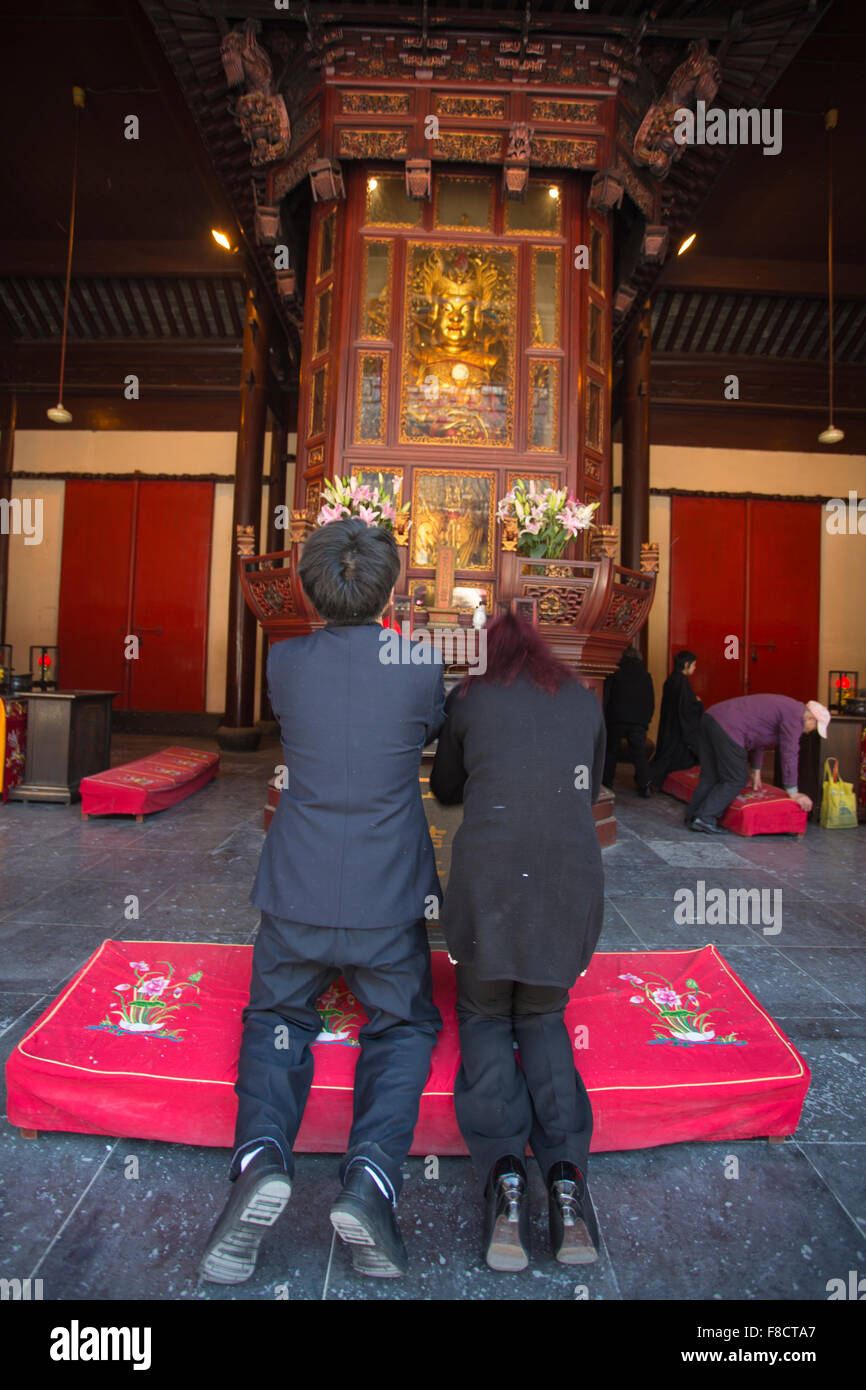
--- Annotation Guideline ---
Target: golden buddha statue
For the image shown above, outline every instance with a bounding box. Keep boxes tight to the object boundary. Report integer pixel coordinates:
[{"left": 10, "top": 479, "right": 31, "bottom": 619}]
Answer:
[{"left": 404, "top": 248, "right": 510, "bottom": 445}]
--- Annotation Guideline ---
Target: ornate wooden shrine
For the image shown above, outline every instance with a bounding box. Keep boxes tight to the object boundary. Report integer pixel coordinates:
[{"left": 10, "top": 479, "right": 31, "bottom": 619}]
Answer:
[{"left": 223, "top": 7, "right": 684, "bottom": 841}]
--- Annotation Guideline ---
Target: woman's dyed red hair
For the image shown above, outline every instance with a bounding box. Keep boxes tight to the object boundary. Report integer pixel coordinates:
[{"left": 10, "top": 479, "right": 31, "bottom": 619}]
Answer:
[{"left": 458, "top": 609, "right": 577, "bottom": 697}]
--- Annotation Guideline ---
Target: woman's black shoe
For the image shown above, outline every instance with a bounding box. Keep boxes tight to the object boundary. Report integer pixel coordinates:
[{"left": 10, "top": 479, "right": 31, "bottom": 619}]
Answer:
[
  {"left": 330, "top": 1160, "right": 408, "bottom": 1278},
  {"left": 199, "top": 1144, "right": 292, "bottom": 1284},
  {"left": 483, "top": 1156, "right": 529, "bottom": 1271},
  {"left": 547, "top": 1162, "right": 599, "bottom": 1265}
]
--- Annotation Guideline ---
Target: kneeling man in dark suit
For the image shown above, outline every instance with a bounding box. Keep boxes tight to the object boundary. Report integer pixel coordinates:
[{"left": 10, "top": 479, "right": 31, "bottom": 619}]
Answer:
[{"left": 200, "top": 519, "right": 445, "bottom": 1282}]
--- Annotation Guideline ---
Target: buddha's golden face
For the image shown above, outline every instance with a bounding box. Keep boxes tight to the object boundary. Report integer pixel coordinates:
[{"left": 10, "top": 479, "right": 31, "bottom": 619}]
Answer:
[{"left": 434, "top": 293, "right": 475, "bottom": 349}]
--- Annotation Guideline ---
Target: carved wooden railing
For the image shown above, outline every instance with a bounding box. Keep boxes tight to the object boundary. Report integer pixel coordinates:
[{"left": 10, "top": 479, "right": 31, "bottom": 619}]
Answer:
[
  {"left": 496, "top": 541, "right": 658, "bottom": 679},
  {"left": 239, "top": 526, "right": 658, "bottom": 683}
]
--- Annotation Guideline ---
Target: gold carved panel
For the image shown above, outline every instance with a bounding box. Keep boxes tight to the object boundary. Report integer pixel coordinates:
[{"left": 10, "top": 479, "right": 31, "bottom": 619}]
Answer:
[
  {"left": 400, "top": 242, "right": 517, "bottom": 448},
  {"left": 341, "top": 91, "right": 411, "bottom": 114},
  {"left": 530, "top": 137, "right": 598, "bottom": 168},
  {"left": 528, "top": 359, "right": 561, "bottom": 453},
  {"left": 354, "top": 353, "right": 389, "bottom": 444},
  {"left": 360, "top": 240, "right": 393, "bottom": 339},
  {"left": 506, "top": 471, "right": 560, "bottom": 492},
  {"left": 531, "top": 247, "right": 561, "bottom": 347},
  {"left": 339, "top": 129, "right": 409, "bottom": 160},
  {"left": 434, "top": 132, "right": 502, "bottom": 163},
  {"left": 529, "top": 99, "right": 601, "bottom": 125},
  {"left": 410, "top": 470, "right": 497, "bottom": 572},
  {"left": 434, "top": 95, "right": 506, "bottom": 119}
]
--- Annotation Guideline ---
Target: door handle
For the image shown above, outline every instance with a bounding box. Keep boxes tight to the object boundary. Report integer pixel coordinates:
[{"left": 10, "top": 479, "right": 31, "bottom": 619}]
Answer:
[{"left": 750, "top": 643, "right": 776, "bottom": 663}]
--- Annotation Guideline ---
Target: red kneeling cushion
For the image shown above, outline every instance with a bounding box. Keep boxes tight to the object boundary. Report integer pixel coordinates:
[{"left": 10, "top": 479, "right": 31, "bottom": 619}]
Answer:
[
  {"left": 6, "top": 940, "right": 810, "bottom": 1154},
  {"left": 79, "top": 747, "right": 219, "bottom": 817},
  {"left": 662, "top": 766, "right": 806, "bottom": 836}
]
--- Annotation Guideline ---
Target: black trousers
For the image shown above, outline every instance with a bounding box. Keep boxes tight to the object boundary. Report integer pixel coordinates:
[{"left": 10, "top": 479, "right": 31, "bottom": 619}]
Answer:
[
  {"left": 453, "top": 964, "right": 593, "bottom": 1186},
  {"left": 231, "top": 912, "right": 442, "bottom": 1199},
  {"left": 603, "top": 721, "right": 651, "bottom": 791},
  {"left": 689, "top": 714, "right": 749, "bottom": 823}
]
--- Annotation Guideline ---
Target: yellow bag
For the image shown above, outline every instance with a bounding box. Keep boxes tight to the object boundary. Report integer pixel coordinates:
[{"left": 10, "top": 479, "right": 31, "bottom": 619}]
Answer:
[{"left": 819, "top": 757, "right": 858, "bottom": 829}]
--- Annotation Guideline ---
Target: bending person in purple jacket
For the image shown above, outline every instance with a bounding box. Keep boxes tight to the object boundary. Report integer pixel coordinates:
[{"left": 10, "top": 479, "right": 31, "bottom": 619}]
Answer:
[{"left": 686, "top": 694, "right": 831, "bottom": 834}]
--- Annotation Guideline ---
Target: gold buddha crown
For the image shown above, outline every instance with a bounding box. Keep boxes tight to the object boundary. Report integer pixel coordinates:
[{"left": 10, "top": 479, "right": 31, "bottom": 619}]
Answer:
[{"left": 420, "top": 250, "right": 498, "bottom": 306}]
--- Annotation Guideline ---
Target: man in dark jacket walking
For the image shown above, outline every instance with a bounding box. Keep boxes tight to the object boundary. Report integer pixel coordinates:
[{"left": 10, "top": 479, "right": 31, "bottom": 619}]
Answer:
[
  {"left": 602, "top": 645, "right": 655, "bottom": 796},
  {"left": 199, "top": 519, "right": 445, "bottom": 1284}
]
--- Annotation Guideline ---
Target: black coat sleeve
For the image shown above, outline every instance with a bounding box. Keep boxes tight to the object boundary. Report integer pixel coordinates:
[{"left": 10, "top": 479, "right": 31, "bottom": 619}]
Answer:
[{"left": 429, "top": 688, "right": 467, "bottom": 804}]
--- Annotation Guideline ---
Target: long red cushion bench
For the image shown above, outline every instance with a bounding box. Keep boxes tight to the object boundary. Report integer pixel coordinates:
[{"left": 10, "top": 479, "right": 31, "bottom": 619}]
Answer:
[
  {"left": 6, "top": 939, "right": 810, "bottom": 1154},
  {"left": 79, "top": 747, "right": 219, "bottom": 819},
  {"left": 662, "top": 766, "right": 807, "bottom": 836}
]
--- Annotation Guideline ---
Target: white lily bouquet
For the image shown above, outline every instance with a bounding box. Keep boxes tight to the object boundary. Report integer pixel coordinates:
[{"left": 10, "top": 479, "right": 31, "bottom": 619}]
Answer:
[
  {"left": 496, "top": 479, "right": 599, "bottom": 559},
  {"left": 316, "top": 474, "right": 411, "bottom": 535}
]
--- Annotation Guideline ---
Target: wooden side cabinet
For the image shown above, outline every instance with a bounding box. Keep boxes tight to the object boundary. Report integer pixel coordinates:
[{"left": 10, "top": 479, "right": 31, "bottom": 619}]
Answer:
[{"left": 8, "top": 691, "right": 116, "bottom": 804}]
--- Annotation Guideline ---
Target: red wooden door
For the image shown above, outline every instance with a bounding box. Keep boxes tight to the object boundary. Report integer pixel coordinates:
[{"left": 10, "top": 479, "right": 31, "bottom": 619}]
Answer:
[
  {"left": 57, "top": 481, "right": 134, "bottom": 699},
  {"left": 668, "top": 496, "right": 820, "bottom": 706},
  {"left": 668, "top": 497, "right": 746, "bottom": 706},
  {"left": 745, "top": 499, "right": 820, "bottom": 702},
  {"left": 58, "top": 480, "right": 213, "bottom": 712},
  {"left": 128, "top": 482, "right": 213, "bottom": 712}
]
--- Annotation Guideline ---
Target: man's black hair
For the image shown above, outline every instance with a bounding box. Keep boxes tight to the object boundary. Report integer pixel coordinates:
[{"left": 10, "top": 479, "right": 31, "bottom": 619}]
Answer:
[
  {"left": 298, "top": 517, "right": 400, "bottom": 624},
  {"left": 674, "top": 649, "right": 697, "bottom": 672}
]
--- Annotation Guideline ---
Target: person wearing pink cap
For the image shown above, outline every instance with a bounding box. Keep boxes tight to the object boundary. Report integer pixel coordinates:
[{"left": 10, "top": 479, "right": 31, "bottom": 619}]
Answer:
[{"left": 686, "top": 694, "right": 831, "bottom": 834}]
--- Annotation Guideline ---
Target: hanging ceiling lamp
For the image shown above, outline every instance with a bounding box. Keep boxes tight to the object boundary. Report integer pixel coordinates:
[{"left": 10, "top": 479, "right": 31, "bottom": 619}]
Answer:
[
  {"left": 47, "top": 86, "right": 86, "bottom": 425},
  {"left": 818, "top": 109, "right": 844, "bottom": 445}
]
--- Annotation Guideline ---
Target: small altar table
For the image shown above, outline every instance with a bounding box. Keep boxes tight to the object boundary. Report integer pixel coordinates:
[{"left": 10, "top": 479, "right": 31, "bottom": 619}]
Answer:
[{"left": 7, "top": 690, "right": 116, "bottom": 804}]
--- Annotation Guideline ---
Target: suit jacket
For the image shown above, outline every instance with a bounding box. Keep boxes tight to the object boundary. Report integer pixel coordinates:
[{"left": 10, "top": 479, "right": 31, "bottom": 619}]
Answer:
[{"left": 252, "top": 623, "right": 446, "bottom": 929}]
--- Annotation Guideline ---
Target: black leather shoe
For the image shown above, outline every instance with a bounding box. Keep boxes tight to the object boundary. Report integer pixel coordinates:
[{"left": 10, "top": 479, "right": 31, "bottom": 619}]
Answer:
[
  {"left": 330, "top": 1160, "right": 408, "bottom": 1278},
  {"left": 483, "top": 1156, "right": 529, "bottom": 1272},
  {"left": 691, "top": 815, "right": 727, "bottom": 835},
  {"left": 547, "top": 1162, "right": 599, "bottom": 1265},
  {"left": 199, "top": 1142, "right": 292, "bottom": 1284}
]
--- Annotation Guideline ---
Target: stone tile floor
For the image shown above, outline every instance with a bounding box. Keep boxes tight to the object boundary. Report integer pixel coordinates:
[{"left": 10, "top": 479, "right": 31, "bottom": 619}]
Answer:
[{"left": 1, "top": 735, "right": 863, "bottom": 1302}]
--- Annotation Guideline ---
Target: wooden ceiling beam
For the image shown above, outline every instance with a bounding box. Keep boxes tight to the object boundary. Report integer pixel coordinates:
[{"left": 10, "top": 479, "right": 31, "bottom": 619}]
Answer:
[
  {"left": 660, "top": 255, "right": 866, "bottom": 299},
  {"left": 0, "top": 241, "right": 238, "bottom": 278}
]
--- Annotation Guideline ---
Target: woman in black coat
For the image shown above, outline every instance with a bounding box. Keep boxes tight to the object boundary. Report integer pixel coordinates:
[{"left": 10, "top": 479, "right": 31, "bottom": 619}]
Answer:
[
  {"left": 430, "top": 610, "right": 605, "bottom": 1272},
  {"left": 650, "top": 650, "right": 704, "bottom": 788}
]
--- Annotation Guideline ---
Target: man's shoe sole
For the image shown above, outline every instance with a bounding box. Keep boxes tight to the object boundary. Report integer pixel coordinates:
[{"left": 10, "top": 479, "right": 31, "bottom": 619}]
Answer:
[
  {"left": 199, "top": 1174, "right": 292, "bottom": 1284},
  {"left": 330, "top": 1201, "right": 407, "bottom": 1278}
]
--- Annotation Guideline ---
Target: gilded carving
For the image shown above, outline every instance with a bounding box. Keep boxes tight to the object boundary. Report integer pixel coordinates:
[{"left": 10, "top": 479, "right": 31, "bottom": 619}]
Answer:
[
  {"left": 410, "top": 470, "right": 496, "bottom": 571},
  {"left": 273, "top": 138, "right": 320, "bottom": 200},
  {"left": 338, "top": 129, "right": 409, "bottom": 160},
  {"left": 633, "top": 38, "right": 722, "bottom": 180},
  {"left": 289, "top": 103, "right": 320, "bottom": 153},
  {"left": 616, "top": 156, "right": 656, "bottom": 218},
  {"left": 354, "top": 353, "right": 389, "bottom": 444},
  {"left": 341, "top": 91, "right": 411, "bottom": 114},
  {"left": 530, "top": 137, "right": 597, "bottom": 169},
  {"left": 528, "top": 360, "right": 560, "bottom": 453},
  {"left": 435, "top": 94, "right": 505, "bottom": 118},
  {"left": 221, "top": 22, "right": 291, "bottom": 166},
  {"left": 434, "top": 132, "right": 502, "bottom": 163},
  {"left": 529, "top": 99, "right": 601, "bottom": 125},
  {"left": 400, "top": 243, "right": 517, "bottom": 447}
]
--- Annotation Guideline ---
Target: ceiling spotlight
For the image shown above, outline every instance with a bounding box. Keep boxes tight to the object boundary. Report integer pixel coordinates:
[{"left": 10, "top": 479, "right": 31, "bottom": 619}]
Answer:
[
  {"left": 211, "top": 228, "right": 237, "bottom": 252},
  {"left": 548, "top": 185, "right": 560, "bottom": 199},
  {"left": 368, "top": 178, "right": 378, "bottom": 191},
  {"left": 677, "top": 232, "right": 697, "bottom": 256}
]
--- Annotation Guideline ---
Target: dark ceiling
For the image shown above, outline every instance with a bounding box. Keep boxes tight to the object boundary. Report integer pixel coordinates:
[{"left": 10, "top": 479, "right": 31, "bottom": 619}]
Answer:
[{"left": 1, "top": 0, "right": 864, "bottom": 443}]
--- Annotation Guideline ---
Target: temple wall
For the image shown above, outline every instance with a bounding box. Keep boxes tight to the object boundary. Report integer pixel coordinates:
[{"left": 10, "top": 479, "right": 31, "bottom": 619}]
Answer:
[
  {"left": 6, "top": 431, "right": 296, "bottom": 717},
  {"left": 612, "top": 444, "right": 866, "bottom": 739}
]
